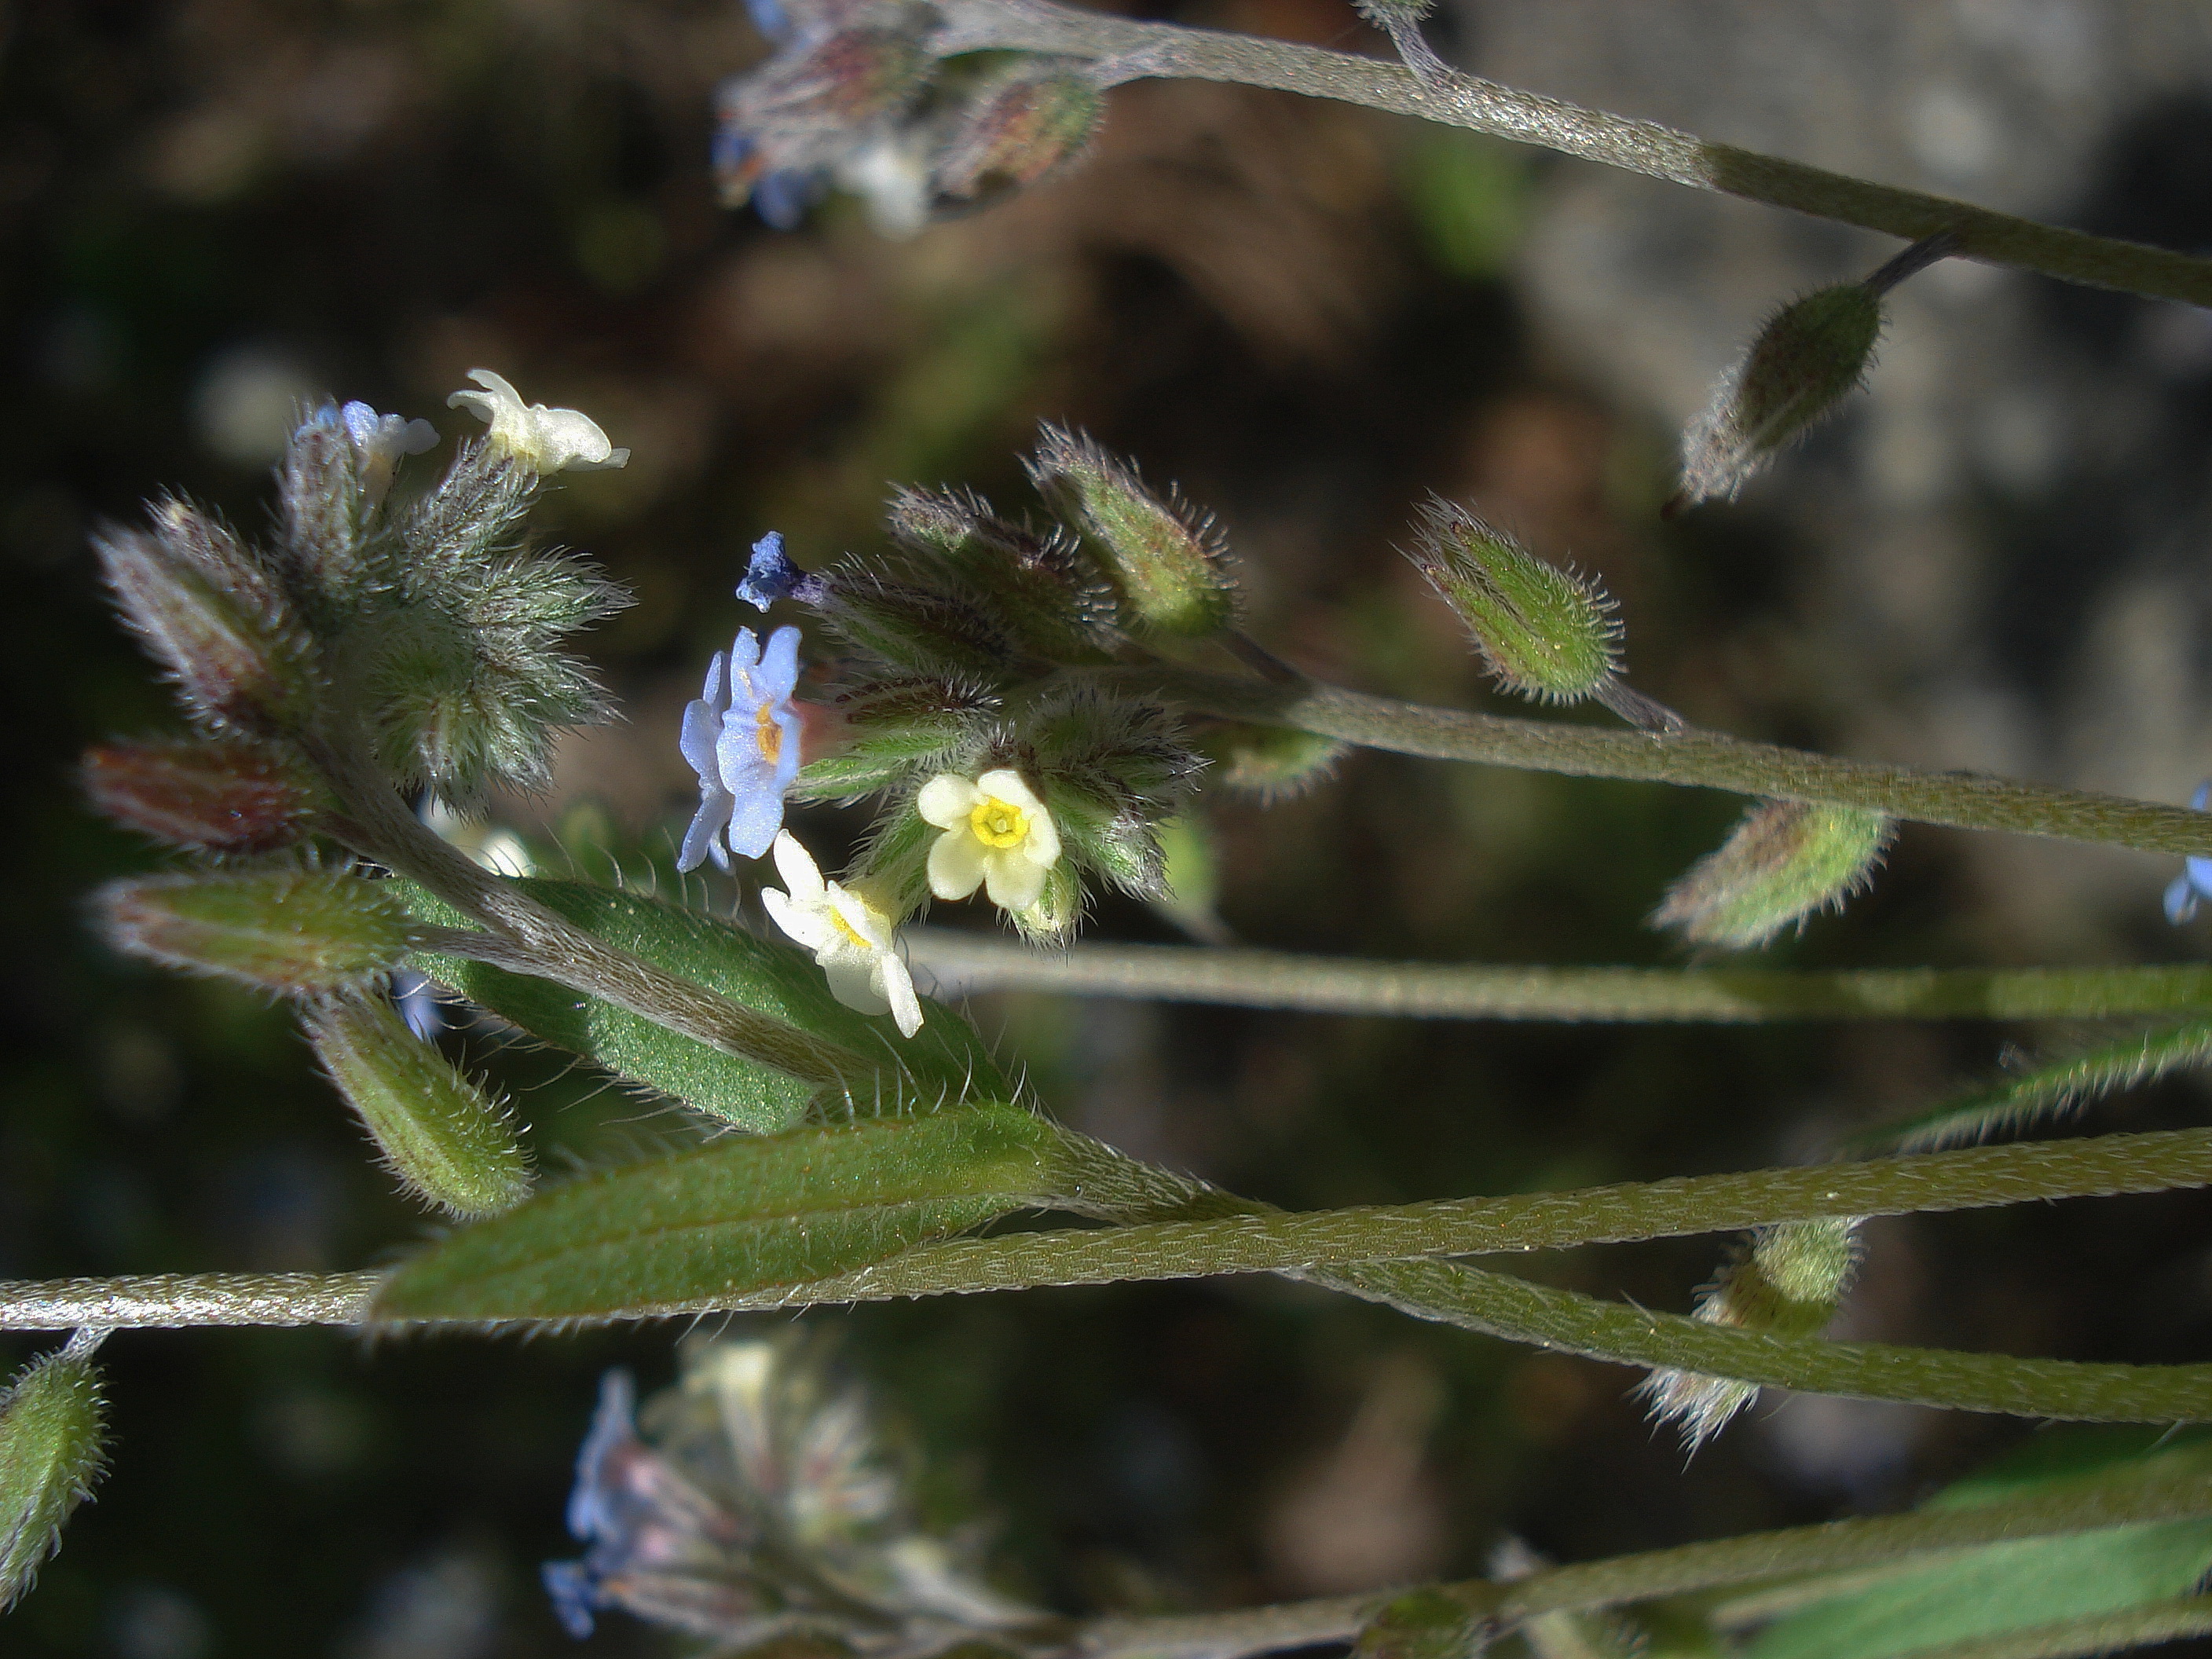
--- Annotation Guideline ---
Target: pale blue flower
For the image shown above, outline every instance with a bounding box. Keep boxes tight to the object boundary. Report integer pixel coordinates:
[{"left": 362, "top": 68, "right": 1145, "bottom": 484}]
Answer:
[
  {"left": 678, "top": 624, "right": 804, "bottom": 870},
  {"left": 2166, "top": 780, "right": 2212, "bottom": 924}
]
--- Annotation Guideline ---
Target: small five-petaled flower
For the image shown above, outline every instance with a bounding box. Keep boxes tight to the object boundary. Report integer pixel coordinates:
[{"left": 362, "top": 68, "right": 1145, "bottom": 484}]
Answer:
[
  {"left": 760, "top": 832, "right": 924, "bottom": 1037},
  {"left": 678, "top": 625, "right": 805, "bottom": 870},
  {"left": 448, "top": 368, "right": 630, "bottom": 473},
  {"left": 917, "top": 768, "right": 1060, "bottom": 914}
]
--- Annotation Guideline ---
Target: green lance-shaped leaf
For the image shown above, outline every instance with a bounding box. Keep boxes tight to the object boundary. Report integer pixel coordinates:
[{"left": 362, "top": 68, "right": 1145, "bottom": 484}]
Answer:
[
  {"left": 403, "top": 877, "right": 1012, "bottom": 1130},
  {"left": 1651, "top": 799, "right": 1894, "bottom": 950},
  {"left": 1848, "top": 1020, "right": 2212, "bottom": 1155},
  {"left": 96, "top": 869, "right": 411, "bottom": 996},
  {"left": 1638, "top": 1217, "right": 1862, "bottom": 1450},
  {"left": 1736, "top": 1430, "right": 2212, "bottom": 1659},
  {"left": 371, "top": 1103, "right": 1068, "bottom": 1323},
  {"left": 1026, "top": 424, "right": 1237, "bottom": 639},
  {"left": 306, "top": 994, "right": 532, "bottom": 1218},
  {"left": 0, "top": 1332, "right": 108, "bottom": 1611}
]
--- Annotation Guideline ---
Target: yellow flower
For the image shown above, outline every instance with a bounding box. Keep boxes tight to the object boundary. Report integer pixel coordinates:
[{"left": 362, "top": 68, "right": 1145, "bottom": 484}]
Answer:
[
  {"left": 916, "top": 768, "right": 1060, "bottom": 914},
  {"left": 446, "top": 369, "right": 629, "bottom": 473},
  {"left": 758, "top": 833, "right": 922, "bottom": 1038}
]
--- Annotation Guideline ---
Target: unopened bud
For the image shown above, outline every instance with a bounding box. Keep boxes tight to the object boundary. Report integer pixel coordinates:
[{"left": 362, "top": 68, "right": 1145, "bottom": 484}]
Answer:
[
  {"left": 1027, "top": 425, "right": 1236, "bottom": 639},
  {"left": 96, "top": 526, "right": 312, "bottom": 734},
  {"left": 308, "top": 994, "right": 532, "bottom": 1218},
  {"left": 97, "top": 870, "right": 411, "bottom": 995},
  {"left": 1638, "top": 1218, "right": 1862, "bottom": 1448},
  {"left": 799, "top": 676, "right": 1001, "bottom": 798},
  {"left": 1196, "top": 720, "right": 1346, "bottom": 800},
  {"left": 934, "top": 63, "right": 1104, "bottom": 202},
  {"left": 82, "top": 739, "right": 323, "bottom": 854},
  {"left": 818, "top": 568, "right": 1021, "bottom": 677},
  {"left": 1650, "top": 799, "right": 1893, "bottom": 950},
  {"left": 888, "top": 486, "right": 1116, "bottom": 661},
  {"left": 721, "top": 26, "right": 932, "bottom": 169},
  {"left": 1670, "top": 284, "right": 1882, "bottom": 512},
  {"left": 0, "top": 1331, "right": 108, "bottom": 1611},
  {"left": 1409, "top": 502, "right": 1621, "bottom": 705}
]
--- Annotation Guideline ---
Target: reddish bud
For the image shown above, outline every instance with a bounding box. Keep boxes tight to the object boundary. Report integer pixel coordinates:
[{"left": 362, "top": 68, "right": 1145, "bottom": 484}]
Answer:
[
  {"left": 934, "top": 65, "right": 1104, "bottom": 201},
  {"left": 82, "top": 740, "right": 323, "bottom": 854},
  {"left": 94, "top": 526, "right": 312, "bottom": 734},
  {"left": 96, "top": 870, "right": 410, "bottom": 997}
]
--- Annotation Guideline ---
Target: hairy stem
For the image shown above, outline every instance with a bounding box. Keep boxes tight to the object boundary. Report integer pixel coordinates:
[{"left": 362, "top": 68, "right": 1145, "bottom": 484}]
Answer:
[
  {"left": 1077, "top": 1460, "right": 2212, "bottom": 1657},
  {"left": 907, "top": 931, "right": 2212, "bottom": 1023},
  {"left": 309, "top": 738, "right": 870, "bottom": 1086},
  {"left": 933, "top": 0, "right": 2212, "bottom": 309},
  {"left": 1092, "top": 665, "right": 2212, "bottom": 859}
]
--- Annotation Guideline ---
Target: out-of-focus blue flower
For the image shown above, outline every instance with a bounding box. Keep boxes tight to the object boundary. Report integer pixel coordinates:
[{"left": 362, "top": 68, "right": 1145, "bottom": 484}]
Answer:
[
  {"left": 542, "top": 1371, "right": 753, "bottom": 1641},
  {"left": 390, "top": 965, "right": 445, "bottom": 1043},
  {"left": 678, "top": 624, "right": 804, "bottom": 870},
  {"left": 2166, "top": 780, "right": 2212, "bottom": 924},
  {"left": 302, "top": 400, "right": 438, "bottom": 507},
  {"left": 735, "top": 530, "right": 826, "bottom": 612},
  {"left": 745, "top": 0, "right": 792, "bottom": 41}
]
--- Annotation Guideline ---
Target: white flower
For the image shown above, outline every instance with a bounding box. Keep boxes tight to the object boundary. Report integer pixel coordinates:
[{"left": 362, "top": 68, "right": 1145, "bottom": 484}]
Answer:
[
  {"left": 446, "top": 368, "right": 630, "bottom": 473},
  {"left": 915, "top": 768, "right": 1060, "bottom": 914},
  {"left": 760, "top": 832, "right": 923, "bottom": 1038}
]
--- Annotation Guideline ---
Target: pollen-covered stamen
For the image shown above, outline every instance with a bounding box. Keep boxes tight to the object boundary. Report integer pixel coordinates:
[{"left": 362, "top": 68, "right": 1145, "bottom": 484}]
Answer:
[{"left": 969, "top": 797, "right": 1028, "bottom": 848}]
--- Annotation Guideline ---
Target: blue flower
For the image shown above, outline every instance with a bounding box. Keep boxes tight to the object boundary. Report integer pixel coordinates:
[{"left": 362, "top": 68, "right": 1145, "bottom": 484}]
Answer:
[
  {"left": 734, "top": 530, "right": 825, "bottom": 612},
  {"left": 679, "top": 624, "right": 804, "bottom": 870},
  {"left": 541, "top": 1371, "right": 753, "bottom": 1641},
  {"left": 2166, "top": 780, "right": 2212, "bottom": 924}
]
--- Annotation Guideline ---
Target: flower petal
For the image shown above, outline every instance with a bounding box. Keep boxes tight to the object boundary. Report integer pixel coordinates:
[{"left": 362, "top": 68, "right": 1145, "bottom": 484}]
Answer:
[
  {"left": 2170, "top": 874, "right": 2201, "bottom": 925},
  {"left": 1021, "top": 803, "right": 1060, "bottom": 866},
  {"left": 876, "top": 952, "right": 925, "bottom": 1038},
  {"left": 916, "top": 773, "right": 982, "bottom": 830},
  {"left": 928, "top": 826, "right": 988, "bottom": 899},
  {"left": 677, "top": 786, "right": 734, "bottom": 873},
  {"left": 823, "top": 955, "right": 890, "bottom": 1016},
  {"left": 723, "top": 782, "right": 784, "bottom": 862},
  {"left": 757, "top": 625, "right": 804, "bottom": 701},
  {"left": 827, "top": 884, "right": 891, "bottom": 951},
  {"left": 761, "top": 884, "right": 831, "bottom": 951},
  {"left": 770, "top": 830, "right": 826, "bottom": 903},
  {"left": 983, "top": 851, "right": 1047, "bottom": 913},
  {"left": 976, "top": 768, "right": 1040, "bottom": 812}
]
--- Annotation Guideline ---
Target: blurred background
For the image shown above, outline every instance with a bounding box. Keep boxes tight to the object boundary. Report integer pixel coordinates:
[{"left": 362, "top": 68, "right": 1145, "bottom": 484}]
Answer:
[{"left": 5, "top": 1, "right": 2212, "bottom": 1654}]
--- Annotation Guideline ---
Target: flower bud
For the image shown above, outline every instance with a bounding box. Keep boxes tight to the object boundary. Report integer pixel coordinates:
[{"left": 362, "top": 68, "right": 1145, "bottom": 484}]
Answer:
[
  {"left": 816, "top": 567, "right": 1022, "bottom": 678},
  {"left": 1409, "top": 503, "right": 1624, "bottom": 705},
  {"left": 0, "top": 1332, "right": 108, "bottom": 1611},
  {"left": 1194, "top": 720, "right": 1346, "bottom": 801},
  {"left": 1637, "top": 1218, "right": 1862, "bottom": 1448},
  {"left": 82, "top": 738, "right": 323, "bottom": 854},
  {"left": 1669, "top": 284, "right": 1883, "bottom": 512},
  {"left": 722, "top": 25, "right": 933, "bottom": 166},
  {"left": 887, "top": 486, "right": 1117, "bottom": 661},
  {"left": 307, "top": 994, "right": 532, "bottom": 1218},
  {"left": 96, "top": 870, "right": 411, "bottom": 996},
  {"left": 933, "top": 63, "right": 1104, "bottom": 203},
  {"left": 1650, "top": 799, "right": 1894, "bottom": 950},
  {"left": 1027, "top": 426, "right": 1236, "bottom": 639},
  {"left": 1006, "top": 690, "right": 1204, "bottom": 909},
  {"left": 95, "top": 523, "right": 313, "bottom": 734},
  {"left": 797, "top": 675, "right": 1002, "bottom": 798}
]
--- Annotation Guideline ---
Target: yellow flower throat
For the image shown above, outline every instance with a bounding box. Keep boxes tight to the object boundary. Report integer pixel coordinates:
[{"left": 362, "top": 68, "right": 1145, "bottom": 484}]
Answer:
[{"left": 969, "top": 797, "right": 1028, "bottom": 848}]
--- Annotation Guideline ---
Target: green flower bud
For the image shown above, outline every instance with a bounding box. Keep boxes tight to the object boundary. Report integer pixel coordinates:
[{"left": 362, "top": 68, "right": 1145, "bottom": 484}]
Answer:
[
  {"left": 816, "top": 566, "right": 1023, "bottom": 679},
  {"left": 308, "top": 994, "right": 532, "bottom": 1218},
  {"left": 96, "top": 869, "right": 412, "bottom": 996},
  {"left": 795, "top": 676, "right": 1002, "bottom": 800},
  {"left": 81, "top": 738, "right": 324, "bottom": 855},
  {"left": 1194, "top": 720, "right": 1346, "bottom": 801},
  {"left": 95, "top": 520, "right": 313, "bottom": 735},
  {"left": 933, "top": 63, "right": 1104, "bottom": 203},
  {"left": 0, "top": 1332, "right": 108, "bottom": 1611},
  {"left": 1650, "top": 799, "right": 1894, "bottom": 950},
  {"left": 886, "top": 486, "right": 1118, "bottom": 662},
  {"left": 1026, "top": 425, "right": 1236, "bottom": 639},
  {"left": 1408, "top": 502, "right": 1623, "bottom": 705},
  {"left": 1671, "top": 284, "right": 1883, "bottom": 512},
  {"left": 1637, "top": 1218, "right": 1863, "bottom": 1448}
]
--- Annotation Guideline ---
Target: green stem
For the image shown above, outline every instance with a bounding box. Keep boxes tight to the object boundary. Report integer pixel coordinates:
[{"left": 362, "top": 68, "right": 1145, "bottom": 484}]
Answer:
[
  {"left": 1079, "top": 1462, "right": 2212, "bottom": 1657},
  {"left": 932, "top": 0, "right": 2212, "bottom": 309},
  {"left": 906, "top": 931, "right": 2212, "bottom": 1023},
  {"left": 1093, "top": 665, "right": 2212, "bottom": 859}
]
